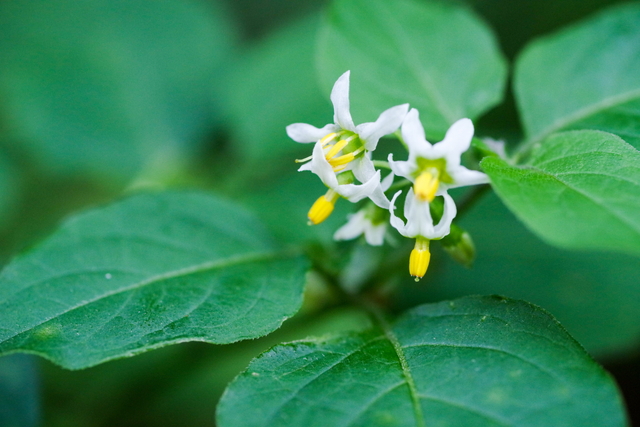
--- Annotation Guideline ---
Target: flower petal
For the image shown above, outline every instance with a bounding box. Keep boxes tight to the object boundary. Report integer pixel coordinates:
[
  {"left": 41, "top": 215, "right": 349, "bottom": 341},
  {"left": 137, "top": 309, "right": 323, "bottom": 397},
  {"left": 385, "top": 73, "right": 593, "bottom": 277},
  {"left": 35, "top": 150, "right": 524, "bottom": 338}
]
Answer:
[
  {"left": 352, "top": 155, "right": 376, "bottom": 183},
  {"left": 364, "top": 223, "right": 386, "bottom": 246},
  {"left": 330, "top": 71, "right": 356, "bottom": 132},
  {"left": 286, "top": 123, "right": 338, "bottom": 143},
  {"left": 356, "top": 103, "right": 409, "bottom": 150},
  {"left": 388, "top": 190, "right": 409, "bottom": 237},
  {"left": 445, "top": 168, "right": 490, "bottom": 189},
  {"left": 401, "top": 108, "right": 430, "bottom": 156},
  {"left": 433, "top": 118, "right": 474, "bottom": 156},
  {"left": 333, "top": 210, "right": 367, "bottom": 241},
  {"left": 388, "top": 154, "right": 415, "bottom": 181},
  {"left": 431, "top": 192, "right": 457, "bottom": 239},
  {"left": 308, "top": 141, "right": 339, "bottom": 188},
  {"left": 336, "top": 170, "right": 381, "bottom": 203}
]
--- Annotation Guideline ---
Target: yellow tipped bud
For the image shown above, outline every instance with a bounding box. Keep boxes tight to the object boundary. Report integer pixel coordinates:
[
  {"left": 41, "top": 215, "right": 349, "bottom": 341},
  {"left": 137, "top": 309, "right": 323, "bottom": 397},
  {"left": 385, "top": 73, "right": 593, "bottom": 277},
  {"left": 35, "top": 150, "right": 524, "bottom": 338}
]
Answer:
[
  {"left": 409, "top": 238, "right": 431, "bottom": 281},
  {"left": 414, "top": 170, "right": 439, "bottom": 202},
  {"left": 308, "top": 190, "right": 339, "bottom": 225}
]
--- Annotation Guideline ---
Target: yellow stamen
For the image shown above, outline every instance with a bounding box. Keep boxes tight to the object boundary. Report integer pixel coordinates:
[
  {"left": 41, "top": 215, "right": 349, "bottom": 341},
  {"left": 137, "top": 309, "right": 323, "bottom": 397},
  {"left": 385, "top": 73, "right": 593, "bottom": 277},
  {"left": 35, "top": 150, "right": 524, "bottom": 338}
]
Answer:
[
  {"left": 328, "top": 153, "right": 355, "bottom": 168},
  {"left": 319, "top": 132, "right": 339, "bottom": 146},
  {"left": 325, "top": 139, "right": 349, "bottom": 159},
  {"left": 307, "top": 190, "right": 340, "bottom": 225},
  {"left": 414, "top": 170, "right": 440, "bottom": 202},
  {"left": 294, "top": 154, "right": 313, "bottom": 164},
  {"left": 409, "top": 238, "right": 431, "bottom": 281}
]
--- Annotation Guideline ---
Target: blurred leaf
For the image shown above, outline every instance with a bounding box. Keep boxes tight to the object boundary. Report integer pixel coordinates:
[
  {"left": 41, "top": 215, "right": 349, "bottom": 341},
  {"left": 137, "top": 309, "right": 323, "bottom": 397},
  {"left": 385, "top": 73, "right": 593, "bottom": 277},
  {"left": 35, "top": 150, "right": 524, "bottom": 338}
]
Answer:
[
  {"left": 422, "top": 191, "right": 640, "bottom": 358},
  {"left": 0, "top": 151, "right": 21, "bottom": 229},
  {"left": 0, "top": 191, "right": 308, "bottom": 369},
  {"left": 0, "top": 0, "right": 236, "bottom": 182},
  {"left": 317, "top": 0, "right": 507, "bottom": 135},
  {"left": 514, "top": 3, "right": 640, "bottom": 153},
  {"left": 217, "top": 296, "right": 628, "bottom": 427},
  {"left": 482, "top": 130, "right": 640, "bottom": 256},
  {"left": 0, "top": 355, "right": 39, "bottom": 427},
  {"left": 222, "top": 13, "right": 330, "bottom": 170}
]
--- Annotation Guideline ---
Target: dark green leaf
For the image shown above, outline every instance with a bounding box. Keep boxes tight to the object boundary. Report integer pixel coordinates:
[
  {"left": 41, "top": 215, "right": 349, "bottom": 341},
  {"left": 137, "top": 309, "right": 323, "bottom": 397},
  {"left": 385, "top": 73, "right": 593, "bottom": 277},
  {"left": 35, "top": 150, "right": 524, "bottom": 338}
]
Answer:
[
  {"left": 317, "top": 0, "right": 507, "bottom": 135},
  {"left": 482, "top": 130, "right": 640, "bottom": 256},
  {"left": 514, "top": 3, "right": 640, "bottom": 152},
  {"left": 0, "top": 0, "right": 236, "bottom": 181},
  {"left": 217, "top": 296, "right": 628, "bottom": 427},
  {"left": 0, "top": 192, "right": 308, "bottom": 369}
]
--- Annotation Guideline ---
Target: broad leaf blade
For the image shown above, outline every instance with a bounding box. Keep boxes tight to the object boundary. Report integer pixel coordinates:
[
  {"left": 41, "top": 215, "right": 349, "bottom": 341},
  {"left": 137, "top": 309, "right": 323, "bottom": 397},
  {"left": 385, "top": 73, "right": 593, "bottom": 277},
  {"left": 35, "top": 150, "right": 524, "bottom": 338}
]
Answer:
[
  {"left": 217, "top": 296, "right": 628, "bottom": 427},
  {"left": 482, "top": 130, "right": 640, "bottom": 256},
  {"left": 317, "top": 0, "right": 507, "bottom": 136},
  {"left": 0, "top": 192, "right": 308, "bottom": 369},
  {"left": 514, "top": 3, "right": 640, "bottom": 150}
]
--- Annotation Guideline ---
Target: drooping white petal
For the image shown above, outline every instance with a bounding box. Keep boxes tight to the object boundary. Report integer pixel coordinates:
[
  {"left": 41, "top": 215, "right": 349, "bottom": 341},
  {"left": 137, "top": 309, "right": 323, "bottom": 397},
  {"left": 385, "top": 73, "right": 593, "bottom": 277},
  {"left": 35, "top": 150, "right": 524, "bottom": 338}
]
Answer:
[
  {"left": 388, "top": 190, "right": 410, "bottom": 237},
  {"left": 403, "top": 188, "right": 435, "bottom": 238},
  {"left": 387, "top": 153, "right": 415, "bottom": 181},
  {"left": 357, "top": 103, "right": 409, "bottom": 151},
  {"left": 381, "top": 171, "right": 395, "bottom": 192},
  {"left": 333, "top": 210, "right": 367, "bottom": 241},
  {"left": 432, "top": 118, "right": 474, "bottom": 156},
  {"left": 336, "top": 170, "right": 382, "bottom": 202},
  {"left": 430, "top": 191, "right": 457, "bottom": 238},
  {"left": 301, "top": 141, "right": 340, "bottom": 188},
  {"left": 445, "top": 168, "right": 490, "bottom": 189},
  {"left": 330, "top": 71, "right": 356, "bottom": 132},
  {"left": 286, "top": 123, "right": 339, "bottom": 143}
]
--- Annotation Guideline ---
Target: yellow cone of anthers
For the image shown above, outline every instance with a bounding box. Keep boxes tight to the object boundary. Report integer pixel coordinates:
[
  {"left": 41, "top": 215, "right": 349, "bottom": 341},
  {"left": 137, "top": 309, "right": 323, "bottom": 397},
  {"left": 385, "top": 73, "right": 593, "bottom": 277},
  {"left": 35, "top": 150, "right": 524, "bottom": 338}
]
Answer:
[
  {"left": 308, "top": 190, "right": 340, "bottom": 225},
  {"left": 414, "top": 170, "right": 439, "bottom": 202},
  {"left": 409, "top": 237, "right": 430, "bottom": 281}
]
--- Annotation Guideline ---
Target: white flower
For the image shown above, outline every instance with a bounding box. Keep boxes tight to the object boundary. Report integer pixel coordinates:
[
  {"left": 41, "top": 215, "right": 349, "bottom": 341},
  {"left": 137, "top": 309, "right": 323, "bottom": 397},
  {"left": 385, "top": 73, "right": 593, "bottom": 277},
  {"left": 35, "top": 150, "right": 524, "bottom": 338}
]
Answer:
[
  {"left": 333, "top": 209, "right": 387, "bottom": 246},
  {"left": 388, "top": 108, "right": 489, "bottom": 202},
  {"left": 287, "top": 70, "right": 408, "bottom": 209},
  {"left": 388, "top": 188, "right": 456, "bottom": 240}
]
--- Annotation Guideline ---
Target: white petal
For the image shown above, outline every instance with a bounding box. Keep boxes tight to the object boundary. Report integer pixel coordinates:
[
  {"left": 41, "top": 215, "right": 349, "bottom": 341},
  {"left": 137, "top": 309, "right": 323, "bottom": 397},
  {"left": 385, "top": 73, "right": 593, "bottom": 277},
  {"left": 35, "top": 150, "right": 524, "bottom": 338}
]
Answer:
[
  {"left": 387, "top": 154, "right": 415, "bottom": 181},
  {"left": 388, "top": 190, "right": 410, "bottom": 237},
  {"left": 364, "top": 223, "right": 386, "bottom": 246},
  {"left": 330, "top": 71, "right": 356, "bottom": 132},
  {"left": 381, "top": 171, "right": 395, "bottom": 191},
  {"left": 336, "top": 170, "right": 381, "bottom": 202},
  {"left": 431, "top": 192, "right": 457, "bottom": 239},
  {"left": 333, "top": 211, "right": 367, "bottom": 241},
  {"left": 404, "top": 189, "right": 434, "bottom": 238},
  {"left": 352, "top": 155, "right": 376, "bottom": 182},
  {"left": 446, "top": 168, "right": 490, "bottom": 189},
  {"left": 356, "top": 103, "right": 409, "bottom": 150},
  {"left": 401, "top": 109, "right": 429, "bottom": 156},
  {"left": 434, "top": 118, "right": 474, "bottom": 155},
  {"left": 309, "top": 141, "right": 339, "bottom": 188},
  {"left": 286, "top": 123, "right": 339, "bottom": 143}
]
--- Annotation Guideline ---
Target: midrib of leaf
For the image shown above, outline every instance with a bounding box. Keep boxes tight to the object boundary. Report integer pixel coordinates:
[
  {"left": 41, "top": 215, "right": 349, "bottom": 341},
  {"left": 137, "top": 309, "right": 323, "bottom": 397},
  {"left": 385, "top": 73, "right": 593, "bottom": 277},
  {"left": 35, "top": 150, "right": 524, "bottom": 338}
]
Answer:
[
  {"left": 516, "top": 87, "right": 640, "bottom": 158},
  {"left": 370, "top": 307, "right": 426, "bottom": 427},
  {"left": 1, "top": 250, "right": 282, "bottom": 343}
]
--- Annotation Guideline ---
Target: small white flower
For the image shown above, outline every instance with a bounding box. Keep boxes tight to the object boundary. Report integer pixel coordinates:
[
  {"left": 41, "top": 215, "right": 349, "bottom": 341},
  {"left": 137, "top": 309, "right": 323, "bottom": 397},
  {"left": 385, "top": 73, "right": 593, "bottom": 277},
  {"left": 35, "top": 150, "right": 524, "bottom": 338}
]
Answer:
[
  {"left": 287, "top": 70, "right": 408, "bottom": 209},
  {"left": 388, "top": 108, "right": 488, "bottom": 202},
  {"left": 388, "top": 188, "right": 456, "bottom": 240}
]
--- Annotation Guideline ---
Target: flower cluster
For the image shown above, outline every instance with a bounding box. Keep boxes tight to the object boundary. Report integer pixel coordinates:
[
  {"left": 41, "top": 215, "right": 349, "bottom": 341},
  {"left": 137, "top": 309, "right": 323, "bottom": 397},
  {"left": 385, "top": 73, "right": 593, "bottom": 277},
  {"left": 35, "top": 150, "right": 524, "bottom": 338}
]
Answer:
[{"left": 287, "top": 71, "right": 489, "bottom": 280}]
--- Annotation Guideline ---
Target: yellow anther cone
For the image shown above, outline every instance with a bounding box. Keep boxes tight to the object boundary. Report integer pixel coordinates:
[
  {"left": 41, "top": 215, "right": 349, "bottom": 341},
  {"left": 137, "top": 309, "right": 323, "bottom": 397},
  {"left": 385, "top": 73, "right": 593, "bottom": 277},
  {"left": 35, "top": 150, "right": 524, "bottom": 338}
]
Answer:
[
  {"left": 409, "top": 238, "right": 431, "bottom": 281},
  {"left": 414, "top": 171, "right": 439, "bottom": 202},
  {"left": 308, "top": 191, "right": 339, "bottom": 225}
]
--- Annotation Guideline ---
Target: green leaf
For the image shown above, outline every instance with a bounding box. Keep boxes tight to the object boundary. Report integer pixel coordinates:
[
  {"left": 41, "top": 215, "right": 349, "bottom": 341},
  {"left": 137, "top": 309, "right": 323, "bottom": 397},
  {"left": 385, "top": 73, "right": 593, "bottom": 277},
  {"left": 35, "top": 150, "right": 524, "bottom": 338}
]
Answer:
[
  {"left": 421, "top": 192, "right": 640, "bottom": 359},
  {"left": 0, "top": 0, "right": 236, "bottom": 182},
  {"left": 0, "top": 355, "right": 39, "bottom": 427},
  {"left": 514, "top": 3, "right": 640, "bottom": 152},
  {"left": 0, "top": 192, "right": 308, "bottom": 369},
  {"left": 482, "top": 130, "right": 640, "bottom": 256},
  {"left": 222, "top": 13, "right": 330, "bottom": 169},
  {"left": 317, "top": 0, "right": 507, "bottom": 136},
  {"left": 217, "top": 296, "right": 628, "bottom": 427},
  {"left": 0, "top": 150, "right": 21, "bottom": 229}
]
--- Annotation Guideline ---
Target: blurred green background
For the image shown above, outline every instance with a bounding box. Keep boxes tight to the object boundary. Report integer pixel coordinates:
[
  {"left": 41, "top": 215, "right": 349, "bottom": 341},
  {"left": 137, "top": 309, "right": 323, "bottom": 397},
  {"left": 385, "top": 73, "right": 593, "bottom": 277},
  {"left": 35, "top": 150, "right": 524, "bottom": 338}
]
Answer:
[{"left": 0, "top": 0, "right": 637, "bottom": 425}]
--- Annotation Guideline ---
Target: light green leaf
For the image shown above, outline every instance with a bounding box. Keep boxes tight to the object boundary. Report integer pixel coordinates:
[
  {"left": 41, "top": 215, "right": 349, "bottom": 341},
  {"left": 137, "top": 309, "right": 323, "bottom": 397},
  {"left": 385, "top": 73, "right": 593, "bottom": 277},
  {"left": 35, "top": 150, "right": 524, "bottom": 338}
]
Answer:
[
  {"left": 0, "top": 192, "right": 308, "bottom": 369},
  {"left": 0, "top": 0, "right": 236, "bottom": 181},
  {"left": 317, "top": 0, "right": 507, "bottom": 136},
  {"left": 514, "top": 3, "right": 640, "bottom": 152},
  {"left": 482, "top": 130, "right": 640, "bottom": 256},
  {"left": 222, "top": 13, "right": 329, "bottom": 169},
  {"left": 217, "top": 296, "right": 628, "bottom": 427}
]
